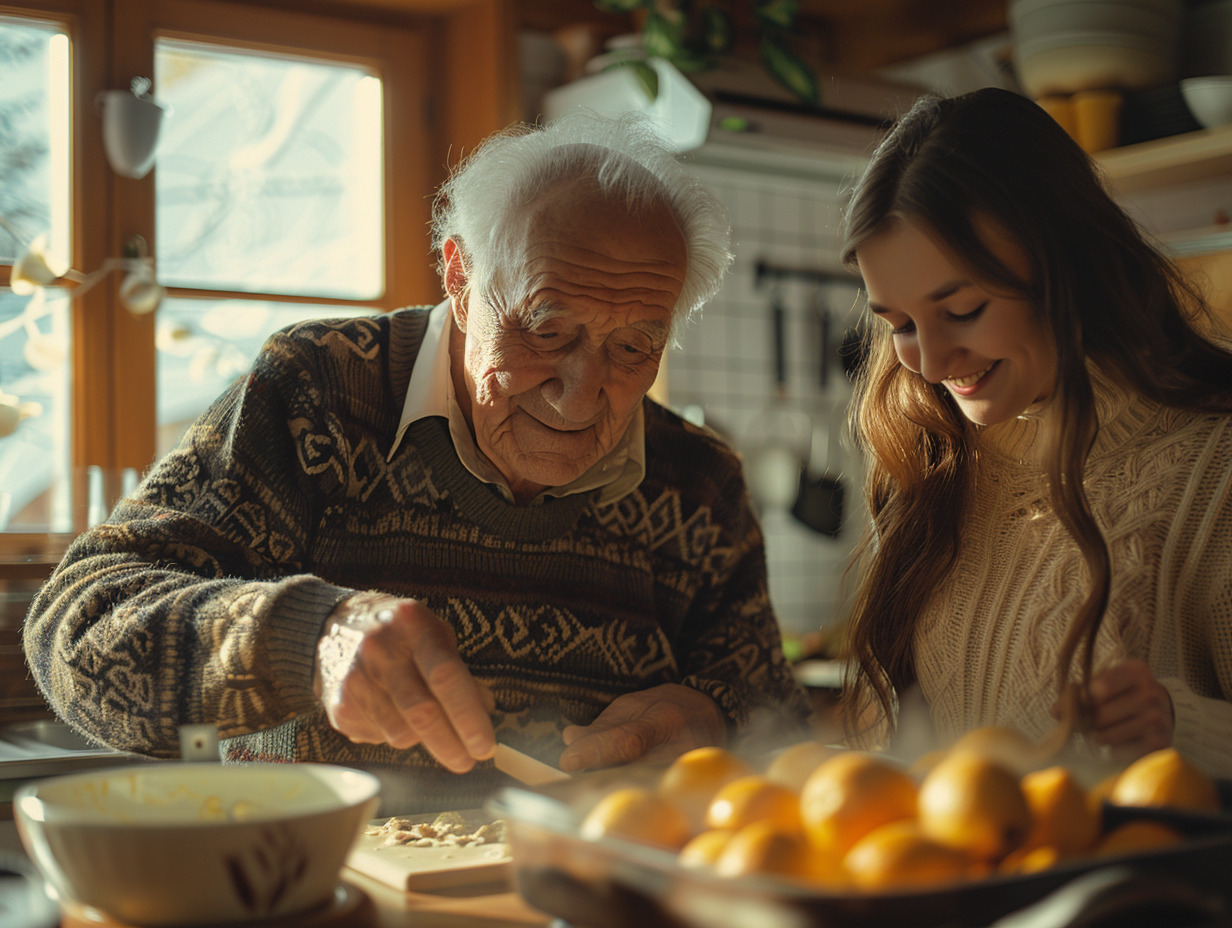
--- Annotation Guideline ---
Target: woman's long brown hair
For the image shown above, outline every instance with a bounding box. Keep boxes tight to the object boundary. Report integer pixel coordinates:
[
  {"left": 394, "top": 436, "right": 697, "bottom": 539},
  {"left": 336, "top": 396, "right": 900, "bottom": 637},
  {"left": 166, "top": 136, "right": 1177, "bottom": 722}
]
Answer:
[{"left": 837, "top": 88, "right": 1232, "bottom": 745}]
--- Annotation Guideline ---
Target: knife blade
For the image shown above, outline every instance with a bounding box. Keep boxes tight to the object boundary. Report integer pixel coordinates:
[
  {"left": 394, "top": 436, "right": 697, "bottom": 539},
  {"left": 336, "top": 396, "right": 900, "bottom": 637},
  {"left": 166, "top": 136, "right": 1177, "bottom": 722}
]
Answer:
[{"left": 493, "top": 743, "right": 571, "bottom": 786}]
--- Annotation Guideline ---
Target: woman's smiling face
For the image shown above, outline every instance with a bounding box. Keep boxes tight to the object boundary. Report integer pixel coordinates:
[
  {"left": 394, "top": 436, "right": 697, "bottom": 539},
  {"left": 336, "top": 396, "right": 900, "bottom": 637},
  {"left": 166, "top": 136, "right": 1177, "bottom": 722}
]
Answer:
[{"left": 855, "top": 217, "right": 1058, "bottom": 427}]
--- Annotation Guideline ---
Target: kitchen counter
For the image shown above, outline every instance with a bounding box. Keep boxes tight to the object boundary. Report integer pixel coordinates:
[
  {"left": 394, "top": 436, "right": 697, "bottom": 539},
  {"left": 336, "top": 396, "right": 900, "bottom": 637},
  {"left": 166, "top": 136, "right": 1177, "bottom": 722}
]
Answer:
[{"left": 2, "top": 814, "right": 551, "bottom": 928}]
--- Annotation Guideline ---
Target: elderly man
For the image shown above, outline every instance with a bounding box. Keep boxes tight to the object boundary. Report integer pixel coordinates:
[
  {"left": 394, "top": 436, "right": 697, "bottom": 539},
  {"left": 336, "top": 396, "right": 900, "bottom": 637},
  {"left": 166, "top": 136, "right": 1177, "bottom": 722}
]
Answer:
[{"left": 24, "top": 112, "right": 810, "bottom": 808}]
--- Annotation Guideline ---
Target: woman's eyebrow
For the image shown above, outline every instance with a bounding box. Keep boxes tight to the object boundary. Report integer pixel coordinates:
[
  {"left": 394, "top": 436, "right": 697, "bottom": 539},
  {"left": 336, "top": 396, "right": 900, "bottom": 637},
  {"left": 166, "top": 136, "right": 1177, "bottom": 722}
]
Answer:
[
  {"left": 868, "top": 278, "right": 972, "bottom": 315},
  {"left": 926, "top": 279, "right": 971, "bottom": 301}
]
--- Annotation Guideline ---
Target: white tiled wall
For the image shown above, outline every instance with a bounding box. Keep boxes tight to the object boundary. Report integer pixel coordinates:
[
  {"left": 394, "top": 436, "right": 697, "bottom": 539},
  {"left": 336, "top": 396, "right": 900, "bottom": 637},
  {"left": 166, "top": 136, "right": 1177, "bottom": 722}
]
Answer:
[{"left": 665, "top": 149, "right": 870, "bottom": 638}]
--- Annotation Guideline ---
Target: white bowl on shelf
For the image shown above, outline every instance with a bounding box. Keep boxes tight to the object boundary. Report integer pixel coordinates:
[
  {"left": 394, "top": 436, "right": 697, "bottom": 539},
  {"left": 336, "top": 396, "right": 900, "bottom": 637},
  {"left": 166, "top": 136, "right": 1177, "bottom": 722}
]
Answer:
[
  {"left": 1015, "top": 38, "right": 1176, "bottom": 97},
  {"left": 1011, "top": 1, "right": 1180, "bottom": 45},
  {"left": 14, "top": 762, "right": 380, "bottom": 927},
  {"left": 1180, "top": 76, "right": 1232, "bottom": 128}
]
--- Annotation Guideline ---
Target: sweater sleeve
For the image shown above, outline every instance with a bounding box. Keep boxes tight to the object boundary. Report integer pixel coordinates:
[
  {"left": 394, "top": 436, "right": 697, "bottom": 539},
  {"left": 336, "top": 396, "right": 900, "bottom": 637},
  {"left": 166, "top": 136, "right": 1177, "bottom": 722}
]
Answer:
[
  {"left": 1165, "top": 419, "right": 1232, "bottom": 777},
  {"left": 671, "top": 446, "right": 812, "bottom": 740},
  {"left": 22, "top": 328, "right": 358, "bottom": 757},
  {"left": 1157, "top": 424, "right": 1232, "bottom": 778},
  {"left": 1164, "top": 678, "right": 1232, "bottom": 776}
]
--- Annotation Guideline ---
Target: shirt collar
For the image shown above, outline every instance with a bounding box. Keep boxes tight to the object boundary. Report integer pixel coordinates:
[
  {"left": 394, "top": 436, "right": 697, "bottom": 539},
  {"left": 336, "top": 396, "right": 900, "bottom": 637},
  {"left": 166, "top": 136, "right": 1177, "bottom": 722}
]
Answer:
[{"left": 388, "top": 300, "right": 646, "bottom": 505}]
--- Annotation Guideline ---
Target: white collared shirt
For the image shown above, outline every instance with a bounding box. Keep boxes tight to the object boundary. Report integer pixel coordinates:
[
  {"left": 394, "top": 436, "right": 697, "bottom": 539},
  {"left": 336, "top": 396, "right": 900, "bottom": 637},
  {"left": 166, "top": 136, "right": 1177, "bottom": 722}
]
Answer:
[{"left": 387, "top": 301, "right": 646, "bottom": 506}]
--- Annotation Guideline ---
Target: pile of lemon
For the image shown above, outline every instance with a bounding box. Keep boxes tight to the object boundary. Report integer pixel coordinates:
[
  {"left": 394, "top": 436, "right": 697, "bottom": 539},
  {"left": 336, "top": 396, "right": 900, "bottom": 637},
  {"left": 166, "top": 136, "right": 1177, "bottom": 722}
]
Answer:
[{"left": 578, "top": 737, "right": 1222, "bottom": 893}]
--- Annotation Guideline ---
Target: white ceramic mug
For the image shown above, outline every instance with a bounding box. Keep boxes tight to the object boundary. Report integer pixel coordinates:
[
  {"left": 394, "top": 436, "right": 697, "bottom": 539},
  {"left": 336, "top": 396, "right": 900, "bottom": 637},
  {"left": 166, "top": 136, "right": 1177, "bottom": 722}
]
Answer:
[{"left": 96, "top": 89, "right": 168, "bottom": 179}]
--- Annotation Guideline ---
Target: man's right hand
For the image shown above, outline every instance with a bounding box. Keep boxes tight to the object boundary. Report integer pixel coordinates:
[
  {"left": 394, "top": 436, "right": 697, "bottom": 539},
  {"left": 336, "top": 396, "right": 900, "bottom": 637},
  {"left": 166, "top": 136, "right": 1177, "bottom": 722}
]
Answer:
[{"left": 314, "top": 595, "right": 496, "bottom": 773}]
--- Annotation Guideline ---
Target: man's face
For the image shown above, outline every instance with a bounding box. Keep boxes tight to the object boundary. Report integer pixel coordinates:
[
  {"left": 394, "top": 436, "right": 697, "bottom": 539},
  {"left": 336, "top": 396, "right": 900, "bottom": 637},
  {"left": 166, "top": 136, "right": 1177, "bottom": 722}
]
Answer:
[{"left": 448, "top": 177, "right": 687, "bottom": 502}]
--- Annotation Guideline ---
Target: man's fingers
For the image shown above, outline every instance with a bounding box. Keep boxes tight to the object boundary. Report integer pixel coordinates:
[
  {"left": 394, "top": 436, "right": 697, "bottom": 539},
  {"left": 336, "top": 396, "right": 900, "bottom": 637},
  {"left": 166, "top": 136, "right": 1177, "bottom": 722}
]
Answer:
[
  {"left": 404, "top": 618, "right": 495, "bottom": 761},
  {"left": 317, "top": 596, "right": 494, "bottom": 771},
  {"left": 559, "top": 719, "right": 656, "bottom": 772},
  {"left": 324, "top": 669, "right": 421, "bottom": 749},
  {"left": 422, "top": 661, "right": 496, "bottom": 759}
]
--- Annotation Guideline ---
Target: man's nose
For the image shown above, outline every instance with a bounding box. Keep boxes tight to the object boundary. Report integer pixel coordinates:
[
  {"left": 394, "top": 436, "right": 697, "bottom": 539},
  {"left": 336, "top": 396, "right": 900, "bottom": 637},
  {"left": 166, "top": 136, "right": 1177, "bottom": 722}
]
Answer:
[{"left": 543, "top": 348, "right": 607, "bottom": 421}]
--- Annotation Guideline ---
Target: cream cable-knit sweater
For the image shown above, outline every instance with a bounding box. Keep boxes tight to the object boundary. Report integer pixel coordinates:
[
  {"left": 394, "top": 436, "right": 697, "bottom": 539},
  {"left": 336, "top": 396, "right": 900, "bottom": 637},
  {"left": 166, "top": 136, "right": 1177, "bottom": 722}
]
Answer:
[{"left": 913, "top": 377, "right": 1232, "bottom": 776}]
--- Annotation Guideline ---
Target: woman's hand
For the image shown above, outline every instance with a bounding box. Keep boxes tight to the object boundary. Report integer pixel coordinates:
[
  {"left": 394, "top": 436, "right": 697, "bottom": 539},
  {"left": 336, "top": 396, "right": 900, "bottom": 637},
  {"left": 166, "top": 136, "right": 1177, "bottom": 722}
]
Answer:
[
  {"left": 558, "top": 683, "right": 726, "bottom": 772},
  {"left": 1082, "top": 659, "right": 1174, "bottom": 762},
  {"left": 314, "top": 595, "right": 495, "bottom": 773}
]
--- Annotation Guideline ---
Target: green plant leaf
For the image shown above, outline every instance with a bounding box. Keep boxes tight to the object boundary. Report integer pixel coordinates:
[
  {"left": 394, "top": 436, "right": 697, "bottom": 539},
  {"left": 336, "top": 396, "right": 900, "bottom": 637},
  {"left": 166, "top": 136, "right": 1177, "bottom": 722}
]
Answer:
[
  {"left": 641, "top": 10, "right": 684, "bottom": 59},
  {"left": 592, "top": 0, "right": 651, "bottom": 13},
  {"left": 761, "top": 34, "right": 818, "bottom": 104},
  {"left": 669, "top": 48, "right": 714, "bottom": 72},
  {"left": 602, "top": 59, "right": 660, "bottom": 101},
  {"left": 700, "top": 7, "right": 734, "bottom": 54},
  {"left": 754, "top": 0, "right": 800, "bottom": 29}
]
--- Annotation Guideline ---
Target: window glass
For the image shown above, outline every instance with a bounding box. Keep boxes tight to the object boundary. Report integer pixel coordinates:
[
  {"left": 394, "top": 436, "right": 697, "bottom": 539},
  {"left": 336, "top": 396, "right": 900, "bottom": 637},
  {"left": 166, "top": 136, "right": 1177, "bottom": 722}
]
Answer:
[
  {"left": 154, "top": 41, "right": 384, "bottom": 299},
  {"left": 0, "top": 288, "right": 72, "bottom": 531},
  {"left": 156, "top": 298, "right": 368, "bottom": 456},
  {"left": 0, "top": 16, "right": 71, "bottom": 534},
  {"left": 0, "top": 17, "right": 69, "bottom": 265}
]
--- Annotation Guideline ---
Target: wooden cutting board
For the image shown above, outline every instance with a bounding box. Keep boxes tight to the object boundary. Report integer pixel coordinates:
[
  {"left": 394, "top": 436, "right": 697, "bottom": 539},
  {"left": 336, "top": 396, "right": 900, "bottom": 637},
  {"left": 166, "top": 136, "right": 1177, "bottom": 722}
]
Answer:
[{"left": 345, "top": 810, "right": 513, "bottom": 892}]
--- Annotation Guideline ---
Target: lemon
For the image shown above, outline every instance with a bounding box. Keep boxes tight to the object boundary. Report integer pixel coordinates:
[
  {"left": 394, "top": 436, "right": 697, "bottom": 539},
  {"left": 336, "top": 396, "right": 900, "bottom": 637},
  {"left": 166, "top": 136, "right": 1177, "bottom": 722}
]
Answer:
[
  {"left": 800, "top": 751, "right": 918, "bottom": 857},
  {"left": 580, "top": 787, "right": 693, "bottom": 850},
  {"left": 715, "top": 819, "right": 844, "bottom": 886},
  {"left": 705, "top": 774, "right": 802, "bottom": 833},
  {"left": 918, "top": 752, "right": 1031, "bottom": 862},
  {"left": 1020, "top": 765, "right": 1100, "bottom": 855},
  {"left": 1109, "top": 748, "right": 1220, "bottom": 813},
  {"left": 845, "top": 820, "right": 974, "bottom": 891},
  {"left": 659, "top": 746, "right": 754, "bottom": 830}
]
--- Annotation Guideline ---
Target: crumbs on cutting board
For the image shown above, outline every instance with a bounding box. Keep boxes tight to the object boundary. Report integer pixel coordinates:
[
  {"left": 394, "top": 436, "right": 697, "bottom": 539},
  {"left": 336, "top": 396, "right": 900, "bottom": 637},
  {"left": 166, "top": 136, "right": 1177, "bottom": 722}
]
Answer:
[{"left": 364, "top": 810, "right": 507, "bottom": 849}]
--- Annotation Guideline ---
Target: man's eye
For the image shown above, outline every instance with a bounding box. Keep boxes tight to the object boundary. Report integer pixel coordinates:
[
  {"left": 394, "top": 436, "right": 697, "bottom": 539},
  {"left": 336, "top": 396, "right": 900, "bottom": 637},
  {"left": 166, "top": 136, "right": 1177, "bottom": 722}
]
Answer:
[
  {"left": 522, "top": 327, "right": 564, "bottom": 347},
  {"left": 608, "top": 329, "right": 655, "bottom": 361}
]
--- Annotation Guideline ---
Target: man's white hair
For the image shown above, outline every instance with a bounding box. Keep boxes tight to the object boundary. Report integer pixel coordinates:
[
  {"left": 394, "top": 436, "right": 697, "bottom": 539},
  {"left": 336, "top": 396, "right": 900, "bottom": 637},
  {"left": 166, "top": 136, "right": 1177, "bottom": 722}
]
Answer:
[{"left": 430, "top": 109, "right": 732, "bottom": 327}]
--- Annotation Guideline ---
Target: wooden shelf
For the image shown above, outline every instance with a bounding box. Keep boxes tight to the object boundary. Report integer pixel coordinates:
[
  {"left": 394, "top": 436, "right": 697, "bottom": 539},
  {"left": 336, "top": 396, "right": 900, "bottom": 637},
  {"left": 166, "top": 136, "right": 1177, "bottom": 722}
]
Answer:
[{"left": 1098, "top": 125, "right": 1232, "bottom": 193}]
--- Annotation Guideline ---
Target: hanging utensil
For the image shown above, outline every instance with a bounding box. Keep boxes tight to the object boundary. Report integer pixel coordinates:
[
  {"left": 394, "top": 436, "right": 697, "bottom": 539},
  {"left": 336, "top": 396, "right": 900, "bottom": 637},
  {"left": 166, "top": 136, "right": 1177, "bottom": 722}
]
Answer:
[
  {"left": 791, "top": 288, "right": 845, "bottom": 537},
  {"left": 744, "top": 289, "right": 812, "bottom": 513}
]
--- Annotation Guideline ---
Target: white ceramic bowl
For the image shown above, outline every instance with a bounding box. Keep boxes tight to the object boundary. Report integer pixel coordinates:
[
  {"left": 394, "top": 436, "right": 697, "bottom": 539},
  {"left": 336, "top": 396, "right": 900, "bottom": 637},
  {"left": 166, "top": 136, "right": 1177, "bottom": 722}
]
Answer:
[
  {"left": 1180, "top": 76, "right": 1232, "bottom": 128},
  {"left": 1011, "top": 2, "right": 1181, "bottom": 46},
  {"left": 14, "top": 763, "right": 380, "bottom": 926},
  {"left": 1015, "top": 41, "right": 1175, "bottom": 96}
]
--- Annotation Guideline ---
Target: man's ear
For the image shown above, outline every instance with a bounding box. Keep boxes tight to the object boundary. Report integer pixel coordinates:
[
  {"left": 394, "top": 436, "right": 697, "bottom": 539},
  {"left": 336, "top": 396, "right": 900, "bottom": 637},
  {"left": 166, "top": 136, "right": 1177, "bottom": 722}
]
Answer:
[{"left": 442, "top": 238, "right": 471, "bottom": 328}]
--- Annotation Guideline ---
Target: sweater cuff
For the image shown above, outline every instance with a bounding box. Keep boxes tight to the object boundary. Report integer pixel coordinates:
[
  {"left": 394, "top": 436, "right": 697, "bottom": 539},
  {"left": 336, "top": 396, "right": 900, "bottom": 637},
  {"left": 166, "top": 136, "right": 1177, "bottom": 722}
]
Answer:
[
  {"left": 265, "top": 576, "right": 356, "bottom": 709},
  {"left": 681, "top": 674, "right": 810, "bottom": 742},
  {"left": 1160, "top": 676, "right": 1232, "bottom": 778},
  {"left": 681, "top": 675, "right": 743, "bottom": 734}
]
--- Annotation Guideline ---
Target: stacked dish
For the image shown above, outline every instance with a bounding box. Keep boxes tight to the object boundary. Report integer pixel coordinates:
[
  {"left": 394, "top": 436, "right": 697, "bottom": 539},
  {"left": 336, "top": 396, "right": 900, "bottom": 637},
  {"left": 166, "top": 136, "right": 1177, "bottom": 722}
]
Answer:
[{"left": 1009, "top": 0, "right": 1185, "bottom": 98}]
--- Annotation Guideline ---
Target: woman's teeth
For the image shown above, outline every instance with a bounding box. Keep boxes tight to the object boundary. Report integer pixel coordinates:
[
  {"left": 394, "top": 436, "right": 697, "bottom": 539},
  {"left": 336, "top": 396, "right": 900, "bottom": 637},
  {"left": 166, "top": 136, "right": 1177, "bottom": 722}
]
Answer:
[{"left": 948, "top": 365, "right": 992, "bottom": 388}]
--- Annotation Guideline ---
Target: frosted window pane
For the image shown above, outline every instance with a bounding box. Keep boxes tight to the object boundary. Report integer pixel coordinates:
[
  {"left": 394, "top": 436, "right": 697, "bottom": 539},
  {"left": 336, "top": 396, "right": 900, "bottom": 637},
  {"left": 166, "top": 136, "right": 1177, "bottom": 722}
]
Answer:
[
  {"left": 154, "top": 41, "right": 384, "bottom": 299},
  {"left": 156, "top": 298, "right": 367, "bottom": 456},
  {"left": 0, "top": 288, "right": 72, "bottom": 532},
  {"left": 0, "top": 16, "right": 71, "bottom": 534},
  {"left": 0, "top": 18, "right": 70, "bottom": 272}
]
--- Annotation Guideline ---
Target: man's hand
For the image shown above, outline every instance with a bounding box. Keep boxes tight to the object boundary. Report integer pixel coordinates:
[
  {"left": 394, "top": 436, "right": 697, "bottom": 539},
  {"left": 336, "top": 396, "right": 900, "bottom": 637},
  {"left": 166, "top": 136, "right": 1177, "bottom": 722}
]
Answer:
[
  {"left": 558, "top": 683, "right": 725, "bottom": 772},
  {"left": 1055, "top": 659, "right": 1173, "bottom": 763},
  {"left": 314, "top": 595, "right": 495, "bottom": 773}
]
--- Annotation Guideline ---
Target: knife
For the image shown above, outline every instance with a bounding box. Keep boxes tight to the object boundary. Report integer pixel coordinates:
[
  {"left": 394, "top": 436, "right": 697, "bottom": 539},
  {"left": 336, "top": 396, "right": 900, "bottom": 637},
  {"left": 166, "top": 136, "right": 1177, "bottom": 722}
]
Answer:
[{"left": 493, "top": 743, "right": 571, "bottom": 786}]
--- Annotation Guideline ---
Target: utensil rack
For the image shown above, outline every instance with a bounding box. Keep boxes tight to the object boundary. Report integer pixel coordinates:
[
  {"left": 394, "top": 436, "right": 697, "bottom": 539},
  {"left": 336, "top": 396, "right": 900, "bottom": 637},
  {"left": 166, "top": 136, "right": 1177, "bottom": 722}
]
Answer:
[{"left": 754, "top": 259, "right": 855, "bottom": 289}]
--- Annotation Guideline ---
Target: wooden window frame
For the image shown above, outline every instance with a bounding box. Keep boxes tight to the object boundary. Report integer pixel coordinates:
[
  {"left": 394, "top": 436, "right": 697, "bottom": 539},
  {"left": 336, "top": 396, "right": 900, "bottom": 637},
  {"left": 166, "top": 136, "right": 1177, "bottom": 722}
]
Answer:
[{"left": 0, "top": 0, "right": 517, "bottom": 566}]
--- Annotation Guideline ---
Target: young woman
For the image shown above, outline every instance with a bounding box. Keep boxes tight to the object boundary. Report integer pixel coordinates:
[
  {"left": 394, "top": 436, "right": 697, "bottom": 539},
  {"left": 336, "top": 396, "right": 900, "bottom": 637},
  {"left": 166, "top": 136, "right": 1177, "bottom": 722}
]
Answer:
[{"left": 838, "top": 87, "right": 1232, "bottom": 775}]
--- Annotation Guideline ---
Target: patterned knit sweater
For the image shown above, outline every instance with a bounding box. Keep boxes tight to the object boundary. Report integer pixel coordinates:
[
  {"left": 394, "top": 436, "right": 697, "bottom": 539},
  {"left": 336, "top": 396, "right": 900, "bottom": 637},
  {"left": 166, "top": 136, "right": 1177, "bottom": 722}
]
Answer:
[
  {"left": 913, "top": 377, "right": 1232, "bottom": 776},
  {"left": 23, "top": 308, "right": 809, "bottom": 809}
]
